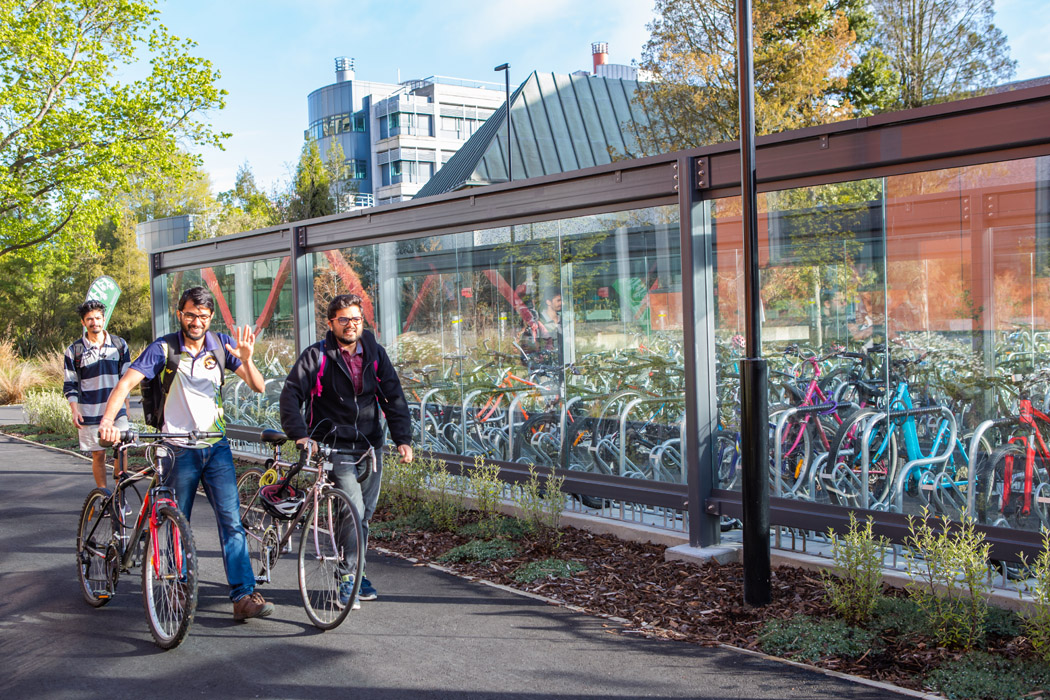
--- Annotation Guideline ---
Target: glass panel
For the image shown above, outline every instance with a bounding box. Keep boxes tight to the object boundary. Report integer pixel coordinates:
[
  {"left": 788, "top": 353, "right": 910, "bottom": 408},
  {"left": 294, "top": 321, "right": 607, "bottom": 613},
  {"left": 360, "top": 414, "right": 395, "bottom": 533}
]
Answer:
[
  {"left": 327, "top": 205, "right": 687, "bottom": 485},
  {"left": 158, "top": 257, "right": 295, "bottom": 431},
  {"left": 711, "top": 156, "right": 1050, "bottom": 534}
]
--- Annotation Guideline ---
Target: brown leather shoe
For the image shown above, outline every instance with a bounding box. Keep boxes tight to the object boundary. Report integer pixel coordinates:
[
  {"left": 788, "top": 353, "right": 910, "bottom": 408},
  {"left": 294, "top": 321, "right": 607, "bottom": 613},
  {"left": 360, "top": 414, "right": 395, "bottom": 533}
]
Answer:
[{"left": 233, "top": 592, "right": 274, "bottom": 621}]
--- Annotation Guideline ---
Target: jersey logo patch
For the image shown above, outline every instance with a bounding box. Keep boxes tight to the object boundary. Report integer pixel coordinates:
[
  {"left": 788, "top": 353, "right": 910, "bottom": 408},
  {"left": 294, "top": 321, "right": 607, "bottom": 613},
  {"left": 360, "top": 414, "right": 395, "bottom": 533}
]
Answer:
[{"left": 203, "top": 355, "right": 218, "bottom": 370}]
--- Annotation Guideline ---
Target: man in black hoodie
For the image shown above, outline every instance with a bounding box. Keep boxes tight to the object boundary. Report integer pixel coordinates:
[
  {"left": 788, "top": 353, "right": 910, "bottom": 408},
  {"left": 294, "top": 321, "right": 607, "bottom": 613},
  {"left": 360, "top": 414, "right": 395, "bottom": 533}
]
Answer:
[{"left": 280, "top": 293, "right": 413, "bottom": 608}]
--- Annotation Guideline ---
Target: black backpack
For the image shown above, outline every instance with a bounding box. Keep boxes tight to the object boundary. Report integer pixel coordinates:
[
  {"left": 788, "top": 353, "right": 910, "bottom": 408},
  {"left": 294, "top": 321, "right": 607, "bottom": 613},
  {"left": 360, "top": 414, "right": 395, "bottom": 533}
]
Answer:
[{"left": 140, "top": 332, "right": 225, "bottom": 429}]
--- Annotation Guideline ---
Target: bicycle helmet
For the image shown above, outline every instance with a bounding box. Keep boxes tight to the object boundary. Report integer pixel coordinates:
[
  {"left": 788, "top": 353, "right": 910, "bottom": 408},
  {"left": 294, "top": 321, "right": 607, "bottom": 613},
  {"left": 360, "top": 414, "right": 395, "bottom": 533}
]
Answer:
[{"left": 258, "top": 483, "right": 305, "bottom": 520}]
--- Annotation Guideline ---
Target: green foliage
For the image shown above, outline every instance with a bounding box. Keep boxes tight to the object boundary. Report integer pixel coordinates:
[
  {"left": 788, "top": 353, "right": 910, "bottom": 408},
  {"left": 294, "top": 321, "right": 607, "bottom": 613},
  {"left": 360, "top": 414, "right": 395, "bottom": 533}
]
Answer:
[
  {"left": 422, "top": 456, "right": 467, "bottom": 532},
  {"left": 1021, "top": 531, "right": 1050, "bottom": 663},
  {"left": 925, "top": 650, "right": 1050, "bottom": 700},
  {"left": 511, "top": 558, "right": 586, "bottom": 584},
  {"left": 512, "top": 464, "right": 566, "bottom": 552},
  {"left": 457, "top": 516, "right": 529, "bottom": 541},
  {"left": 757, "top": 615, "right": 880, "bottom": 663},
  {"left": 370, "top": 511, "right": 438, "bottom": 540},
  {"left": 0, "top": 0, "right": 227, "bottom": 259},
  {"left": 287, "top": 139, "right": 338, "bottom": 222},
  {"left": 437, "top": 539, "right": 519, "bottom": 564},
  {"left": 823, "top": 512, "right": 887, "bottom": 625},
  {"left": 904, "top": 511, "right": 991, "bottom": 649},
  {"left": 380, "top": 447, "right": 428, "bottom": 518},
  {"left": 870, "top": 595, "right": 928, "bottom": 638},
  {"left": 22, "top": 390, "right": 76, "bottom": 436},
  {"left": 468, "top": 455, "right": 504, "bottom": 539}
]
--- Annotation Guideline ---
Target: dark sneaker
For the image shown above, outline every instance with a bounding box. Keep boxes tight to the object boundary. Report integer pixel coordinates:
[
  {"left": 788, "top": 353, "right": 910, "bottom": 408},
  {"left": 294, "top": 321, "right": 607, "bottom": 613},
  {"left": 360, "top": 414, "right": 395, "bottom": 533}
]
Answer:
[
  {"left": 337, "top": 575, "right": 361, "bottom": 610},
  {"left": 233, "top": 592, "right": 274, "bottom": 621},
  {"left": 358, "top": 577, "right": 378, "bottom": 601}
]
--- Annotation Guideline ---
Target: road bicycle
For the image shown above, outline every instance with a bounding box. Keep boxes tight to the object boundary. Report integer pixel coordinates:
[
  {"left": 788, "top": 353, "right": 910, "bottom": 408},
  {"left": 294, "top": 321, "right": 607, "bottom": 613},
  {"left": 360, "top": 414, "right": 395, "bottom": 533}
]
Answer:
[
  {"left": 236, "top": 430, "right": 365, "bottom": 630},
  {"left": 76, "top": 429, "right": 220, "bottom": 649}
]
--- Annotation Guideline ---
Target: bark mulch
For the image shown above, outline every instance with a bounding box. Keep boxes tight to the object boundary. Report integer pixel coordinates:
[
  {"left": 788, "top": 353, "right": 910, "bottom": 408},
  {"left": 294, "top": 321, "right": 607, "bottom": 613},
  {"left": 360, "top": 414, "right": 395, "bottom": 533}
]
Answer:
[{"left": 371, "top": 506, "right": 1036, "bottom": 695}]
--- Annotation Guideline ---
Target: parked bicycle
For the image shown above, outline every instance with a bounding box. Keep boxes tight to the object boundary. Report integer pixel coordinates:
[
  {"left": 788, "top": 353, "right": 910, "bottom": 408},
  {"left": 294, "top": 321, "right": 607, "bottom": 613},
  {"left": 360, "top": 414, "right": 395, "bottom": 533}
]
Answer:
[{"left": 76, "top": 429, "right": 220, "bottom": 649}]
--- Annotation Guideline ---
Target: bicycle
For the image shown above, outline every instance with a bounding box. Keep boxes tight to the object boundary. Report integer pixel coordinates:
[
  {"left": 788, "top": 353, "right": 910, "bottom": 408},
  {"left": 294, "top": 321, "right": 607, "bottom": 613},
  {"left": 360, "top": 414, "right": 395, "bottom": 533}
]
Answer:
[
  {"left": 75, "top": 429, "right": 220, "bottom": 649},
  {"left": 236, "top": 430, "right": 366, "bottom": 630}
]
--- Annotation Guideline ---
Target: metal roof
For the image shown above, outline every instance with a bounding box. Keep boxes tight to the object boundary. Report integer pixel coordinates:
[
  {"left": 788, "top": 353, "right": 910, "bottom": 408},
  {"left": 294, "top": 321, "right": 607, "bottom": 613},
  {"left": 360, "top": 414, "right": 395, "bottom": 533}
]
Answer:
[{"left": 416, "top": 71, "right": 648, "bottom": 198}]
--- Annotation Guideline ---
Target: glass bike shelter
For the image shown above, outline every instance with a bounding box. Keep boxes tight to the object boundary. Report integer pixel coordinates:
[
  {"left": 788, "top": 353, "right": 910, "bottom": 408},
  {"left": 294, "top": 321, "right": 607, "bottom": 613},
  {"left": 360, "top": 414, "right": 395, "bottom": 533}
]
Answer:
[{"left": 149, "top": 83, "right": 1050, "bottom": 559}]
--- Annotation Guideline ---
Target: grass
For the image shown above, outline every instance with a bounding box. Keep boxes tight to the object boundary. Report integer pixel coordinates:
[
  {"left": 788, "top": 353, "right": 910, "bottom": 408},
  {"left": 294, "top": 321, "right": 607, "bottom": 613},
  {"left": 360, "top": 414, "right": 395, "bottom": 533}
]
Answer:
[
  {"left": 757, "top": 615, "right": 881, "bottom": 663},
  {"left": 925, "top": 651, "right": 1050, "bottom": 700},
  {"left": 437, "top": 539, "right": 519, "bottom": 563},
  {"left": 0, "top": 341, "right": 61, "bottom": 405},
  {"left": 511, "top": 558, "right": 586, "bottom": 583}
]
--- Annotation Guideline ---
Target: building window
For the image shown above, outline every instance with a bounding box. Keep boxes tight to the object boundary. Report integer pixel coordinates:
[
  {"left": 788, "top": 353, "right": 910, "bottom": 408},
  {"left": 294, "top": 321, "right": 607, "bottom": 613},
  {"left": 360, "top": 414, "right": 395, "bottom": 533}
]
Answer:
[
  {"left": 353, "top": 113, "right": 367, "bottom": 132},
  {"left": 349, "top": 159, "right": 367, "bottom": 180}
]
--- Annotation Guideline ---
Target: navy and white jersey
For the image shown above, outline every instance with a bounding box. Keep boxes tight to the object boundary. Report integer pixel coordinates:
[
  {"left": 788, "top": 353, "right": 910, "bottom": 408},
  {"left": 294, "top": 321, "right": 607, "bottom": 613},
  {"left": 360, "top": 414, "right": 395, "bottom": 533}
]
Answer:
[{"left": 63, "top": 332, "right": 131, "bottom": 425}]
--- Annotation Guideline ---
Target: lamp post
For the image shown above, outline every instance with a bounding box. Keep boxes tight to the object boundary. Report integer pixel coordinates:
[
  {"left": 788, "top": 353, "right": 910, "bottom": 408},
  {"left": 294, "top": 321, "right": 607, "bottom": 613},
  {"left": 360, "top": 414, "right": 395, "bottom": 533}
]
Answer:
[
  {"left": 735, "top": 0, "right": 771, "bottom": 606},
  {"left": 494, "top": 63, "right": 512, "bottom": 181}
]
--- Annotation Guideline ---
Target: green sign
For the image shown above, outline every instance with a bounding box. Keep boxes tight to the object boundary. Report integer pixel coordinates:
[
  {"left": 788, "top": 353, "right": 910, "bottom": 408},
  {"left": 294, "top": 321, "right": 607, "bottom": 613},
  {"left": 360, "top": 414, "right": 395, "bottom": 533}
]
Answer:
[{"left": 85, "top": 276, "right": 121, "bottom": 329}]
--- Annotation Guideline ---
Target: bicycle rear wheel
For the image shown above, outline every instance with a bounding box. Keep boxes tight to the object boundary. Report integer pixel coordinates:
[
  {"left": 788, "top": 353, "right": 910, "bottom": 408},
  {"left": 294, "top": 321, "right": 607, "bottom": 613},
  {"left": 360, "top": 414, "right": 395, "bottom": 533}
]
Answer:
[
  {"left": 141, "top": 505, "right": 198, "bottom": 650},
  {"left": 76, "top": 488, "right": 116, "bottom": 607},
  {"left": 298, "top": 487, "right": 362, "bottom": 630}
]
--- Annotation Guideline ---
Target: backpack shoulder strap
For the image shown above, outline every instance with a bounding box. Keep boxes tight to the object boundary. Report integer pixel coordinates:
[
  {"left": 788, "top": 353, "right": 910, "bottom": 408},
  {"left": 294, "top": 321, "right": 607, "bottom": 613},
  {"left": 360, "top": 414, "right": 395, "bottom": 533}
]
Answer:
[
  {"left": 159, "top": 333, "right": 181, "bottom": 394},
  {"left": 72, "top": 338, "right": 86, "bottom": 381},
  {"left": 207, "top": 331, "right": 227, "bottom": 386}
]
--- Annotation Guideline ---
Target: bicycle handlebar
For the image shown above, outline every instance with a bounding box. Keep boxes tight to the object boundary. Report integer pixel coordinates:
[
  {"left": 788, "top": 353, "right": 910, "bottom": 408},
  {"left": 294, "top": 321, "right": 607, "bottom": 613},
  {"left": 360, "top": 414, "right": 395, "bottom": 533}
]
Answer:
[{"left": 99, "top": 430, "right": 224, "bottom": 448}]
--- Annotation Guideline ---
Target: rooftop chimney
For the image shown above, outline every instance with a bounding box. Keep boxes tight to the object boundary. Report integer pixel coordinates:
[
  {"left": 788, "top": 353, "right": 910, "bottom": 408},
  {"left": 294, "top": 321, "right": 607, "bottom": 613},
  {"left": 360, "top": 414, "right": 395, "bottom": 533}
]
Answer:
[
  {"left": 591, "top": 42, "right": 608, "bottom": 74},
  {"left": 335, "top": 56, "right": 355, "bottom": 82}
]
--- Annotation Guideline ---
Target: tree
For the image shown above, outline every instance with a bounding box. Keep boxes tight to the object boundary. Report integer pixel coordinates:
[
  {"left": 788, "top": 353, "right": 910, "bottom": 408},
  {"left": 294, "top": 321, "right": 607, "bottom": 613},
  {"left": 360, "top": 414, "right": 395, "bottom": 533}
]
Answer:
[
  {"left": 285, "top": 139, "right": 344, "bottom": 222},
  {"left": 215, "top": 162, "right": 279, "bottom": 237},
  {"left": 0, "top": 0, "right": 227, "bottom": 258},
  {"left": 633, "top": 0, "right": 864, "bottom": 153},
  {"left": 867, "top": 0, "right": 1016, "bottom": 109}
]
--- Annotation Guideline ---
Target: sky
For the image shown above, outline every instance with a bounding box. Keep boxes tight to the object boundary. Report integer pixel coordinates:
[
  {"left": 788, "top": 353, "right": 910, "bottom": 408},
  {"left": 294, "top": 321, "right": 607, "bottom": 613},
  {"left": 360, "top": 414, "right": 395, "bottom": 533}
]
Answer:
[{"left": 156, "top": 0, "right": 1050, "bottom": 194}]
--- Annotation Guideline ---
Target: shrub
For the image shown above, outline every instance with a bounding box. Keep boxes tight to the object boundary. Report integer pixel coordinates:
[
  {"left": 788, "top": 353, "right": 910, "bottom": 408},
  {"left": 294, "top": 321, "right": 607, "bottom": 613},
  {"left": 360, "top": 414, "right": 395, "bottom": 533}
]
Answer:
[
  {"left": 22, "top": 390, "right": 76, "bottom": 436},
  {"left": 423, "top": 457, "right": 467, "bottom": 531},
  {"left": 370, "top": 511, "right": 437, "bottom": 540},
  {"left": 436, "top": 539, "right": 518, "bottom": 563},
  {"left": 457, "top": 517, "right": 529, "bottom": 541},
  {"left": 511, "top": 558, "right": 585, "bottom": 584},
  {"left": 512, "top": 464, "right": 566, "bottom": 553},
  {"left": 924, "top": 650, "right": 1050, "bottom": 700},
  {"left": 36, "top": 348, "right": 67, "bottom": 389},
  {"left": 904, "top": 510, "right": 991, "bottom": 649},
  {"left": 468, "top": 455, "right": 503, "bottom": 539},
  {"left": 381, "top": 446, "right": 428, "bottom": 517},
  {"left": 757, "top": 615, "right": 880, "bottom": 663},
  {"left": 0, "top": 359, "right": 46, "bottom": 405},
  {"left": 1022, "top": 531, "right": 1050, "bottom": 663},
  {"left": 823, "top": 512, "right": 887, "bottom": 625},
  {"left": 871, "top": 595, "right": 927, "bottom": 638}
]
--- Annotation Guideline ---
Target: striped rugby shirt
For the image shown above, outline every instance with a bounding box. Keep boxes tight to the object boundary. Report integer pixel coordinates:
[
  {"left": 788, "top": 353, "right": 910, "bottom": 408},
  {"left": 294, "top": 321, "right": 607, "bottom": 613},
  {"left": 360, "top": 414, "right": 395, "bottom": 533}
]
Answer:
[{"left": 63, "top": 332, "right": 131, "bottom": 425}]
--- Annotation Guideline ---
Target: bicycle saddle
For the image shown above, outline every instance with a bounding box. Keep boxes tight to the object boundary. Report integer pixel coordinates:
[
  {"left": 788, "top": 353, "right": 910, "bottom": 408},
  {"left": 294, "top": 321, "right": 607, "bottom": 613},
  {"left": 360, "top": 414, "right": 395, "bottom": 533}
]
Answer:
[{"left": 260, "top": 429, "right": 288, "bottom": 445}]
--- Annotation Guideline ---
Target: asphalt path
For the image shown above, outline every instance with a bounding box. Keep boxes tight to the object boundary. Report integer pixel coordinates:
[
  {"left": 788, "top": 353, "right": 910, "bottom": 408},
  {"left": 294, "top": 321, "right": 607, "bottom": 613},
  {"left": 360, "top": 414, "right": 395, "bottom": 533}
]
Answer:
[{"left": 0, "top": 424, "right": 912, "bottom": 699}]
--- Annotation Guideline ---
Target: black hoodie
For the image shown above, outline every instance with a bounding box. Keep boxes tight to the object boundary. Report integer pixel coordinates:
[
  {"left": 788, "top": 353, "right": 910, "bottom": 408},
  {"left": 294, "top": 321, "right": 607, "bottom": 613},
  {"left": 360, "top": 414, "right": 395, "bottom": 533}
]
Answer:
[{"left": 279, "top": 329, "right": 412, "bottom": 450}]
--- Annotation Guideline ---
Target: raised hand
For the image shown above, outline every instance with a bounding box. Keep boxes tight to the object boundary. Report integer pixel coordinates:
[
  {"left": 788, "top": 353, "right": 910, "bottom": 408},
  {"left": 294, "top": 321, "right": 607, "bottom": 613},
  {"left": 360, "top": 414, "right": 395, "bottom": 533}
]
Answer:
[{"left": 225, "top": 324, "right": 257, "bottom": 364}]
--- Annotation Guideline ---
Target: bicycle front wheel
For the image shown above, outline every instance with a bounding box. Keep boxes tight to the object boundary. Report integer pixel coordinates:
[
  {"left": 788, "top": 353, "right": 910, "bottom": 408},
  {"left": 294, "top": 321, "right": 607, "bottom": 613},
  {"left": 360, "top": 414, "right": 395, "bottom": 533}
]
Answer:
[
  {"left": 298, "top": 488, "right": 362, "bottom": 630},
  {"left": 141, "top": 505, "right": 198, "bottom": 650},
  {"left": 76, "top": 488, "right": 116, "bottom": 607}
]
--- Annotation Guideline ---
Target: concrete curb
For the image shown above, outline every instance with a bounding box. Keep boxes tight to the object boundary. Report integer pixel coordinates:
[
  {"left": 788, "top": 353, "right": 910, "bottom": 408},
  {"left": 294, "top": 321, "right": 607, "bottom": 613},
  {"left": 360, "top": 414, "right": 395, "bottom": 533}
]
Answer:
[
  {"left": 372, "top": 545, "right": 924, "bottom": 698},
  {"left": 1, "top": 431, "right": 91, "bottom": 462}
]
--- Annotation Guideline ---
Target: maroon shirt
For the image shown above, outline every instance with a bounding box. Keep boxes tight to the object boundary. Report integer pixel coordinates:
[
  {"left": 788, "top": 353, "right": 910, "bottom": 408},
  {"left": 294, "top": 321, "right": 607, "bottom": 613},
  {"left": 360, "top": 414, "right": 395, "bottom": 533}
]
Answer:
[{"left": 340, "top": 344, "right": 363, "bottom": 394}]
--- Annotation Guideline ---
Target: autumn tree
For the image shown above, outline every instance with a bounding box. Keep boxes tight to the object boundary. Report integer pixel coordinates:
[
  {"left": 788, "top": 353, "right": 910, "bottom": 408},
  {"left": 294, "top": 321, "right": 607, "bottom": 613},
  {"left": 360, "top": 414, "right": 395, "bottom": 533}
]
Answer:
[
  {"left": 634, "top": 0, "right": 865, "bottom": 153},
  {"left": 0, "top": 0, "right": 227, "bottom": 258},
  {"left": 866, "top": 0, "right": 1016, "bottom": 109}
]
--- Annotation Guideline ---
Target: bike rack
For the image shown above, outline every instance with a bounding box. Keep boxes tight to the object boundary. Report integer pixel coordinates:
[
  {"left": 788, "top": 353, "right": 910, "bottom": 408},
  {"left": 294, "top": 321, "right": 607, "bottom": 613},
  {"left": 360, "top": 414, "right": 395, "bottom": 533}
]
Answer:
[
  {"left": 772, "top": 402, "right": 839, "bottom": 498},
  {"left": 619, "top": 396, "right": 683, "bottom": 479},
  {"left": 886, "top": 405, "right": 957, "bottom": 514},
  {"left": 965, "top": 416, "right": 1019, "bottom": 517}
]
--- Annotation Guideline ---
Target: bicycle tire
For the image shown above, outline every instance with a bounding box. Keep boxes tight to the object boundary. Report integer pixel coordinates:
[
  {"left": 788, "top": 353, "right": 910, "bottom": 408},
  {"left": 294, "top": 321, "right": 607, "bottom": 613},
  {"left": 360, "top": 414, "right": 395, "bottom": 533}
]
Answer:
[
  {"left": 76, "top": 488, "right": 116, "bottom": 608},
  {"left": 714, "top": 429, "right": 740, "bottom": 490},
  {"left": 977, "top": 442, "right": 1046, "bottom": 530},
  {"left": 298, "top": 487, "right": 362, "bottom": 630},
  {"left": 768, "top": 403, "right": 812, "bottom": 495},
  {"left": 141, "top": 505, "right": 198, "bottom": 650},
  {"left": 237, "top": 467, "right": 277, "bottom": 581},
  {"left": 827, "top": 409, "right": 899, "bottom": 507}
]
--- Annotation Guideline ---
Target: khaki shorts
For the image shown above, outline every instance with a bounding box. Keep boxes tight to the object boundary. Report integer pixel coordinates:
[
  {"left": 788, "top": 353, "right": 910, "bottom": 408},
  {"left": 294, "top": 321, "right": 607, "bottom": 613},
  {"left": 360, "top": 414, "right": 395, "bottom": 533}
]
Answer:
[{"left": 78, "top": 416, "right": 129, "bottom": 453}]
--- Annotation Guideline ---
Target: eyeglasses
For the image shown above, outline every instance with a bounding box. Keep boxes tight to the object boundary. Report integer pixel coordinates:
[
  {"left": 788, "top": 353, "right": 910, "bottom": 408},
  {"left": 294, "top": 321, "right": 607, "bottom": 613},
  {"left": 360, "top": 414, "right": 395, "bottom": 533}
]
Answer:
[
  {"left": 180, "top": 311, "right": 212, "bottom": 323},
  {"left": 332, "top": 316, "right": 363, "bottom": 327}
]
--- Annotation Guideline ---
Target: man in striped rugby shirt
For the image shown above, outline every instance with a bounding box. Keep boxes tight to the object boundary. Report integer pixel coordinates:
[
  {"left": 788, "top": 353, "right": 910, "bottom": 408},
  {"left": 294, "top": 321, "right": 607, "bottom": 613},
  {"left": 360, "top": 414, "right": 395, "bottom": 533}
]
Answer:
[{"left": 63, "top": 300, "right": 131, "bottom": 489}]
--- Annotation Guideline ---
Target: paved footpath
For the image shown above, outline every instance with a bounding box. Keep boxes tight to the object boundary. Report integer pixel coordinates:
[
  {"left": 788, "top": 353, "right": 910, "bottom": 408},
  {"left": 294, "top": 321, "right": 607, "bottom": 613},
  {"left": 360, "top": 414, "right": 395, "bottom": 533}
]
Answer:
[{"left": 0, "top": 422, "right": 914, "bottom": 699}]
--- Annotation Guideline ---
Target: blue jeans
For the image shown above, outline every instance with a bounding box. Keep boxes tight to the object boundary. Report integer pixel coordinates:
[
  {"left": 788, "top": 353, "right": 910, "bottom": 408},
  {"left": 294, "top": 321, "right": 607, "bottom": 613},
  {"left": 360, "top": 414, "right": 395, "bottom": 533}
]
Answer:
[{"left": 161, "top": 438, "right": 255, "bottom": 602}]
